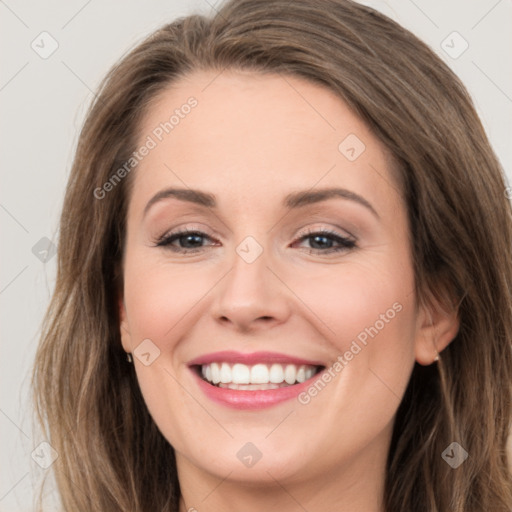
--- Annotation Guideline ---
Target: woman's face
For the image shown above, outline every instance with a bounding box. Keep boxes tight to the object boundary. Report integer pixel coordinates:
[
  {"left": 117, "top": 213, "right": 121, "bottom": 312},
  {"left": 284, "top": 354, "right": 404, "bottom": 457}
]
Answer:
[{"left": 119, "top": 70, "right": 447, "bottom": 491}]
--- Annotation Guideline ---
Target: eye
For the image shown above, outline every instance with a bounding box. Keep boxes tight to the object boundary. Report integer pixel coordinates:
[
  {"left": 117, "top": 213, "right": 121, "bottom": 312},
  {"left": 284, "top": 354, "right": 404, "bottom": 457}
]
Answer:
[
  {"left": 155, "top": 229, "right": 218, "bottom": 253},
  {"left": 154, "top": 227, "right": 357, "bottom": 255},
  {"left": 292, "top": 228, "right": 357, "bottom": 255}
]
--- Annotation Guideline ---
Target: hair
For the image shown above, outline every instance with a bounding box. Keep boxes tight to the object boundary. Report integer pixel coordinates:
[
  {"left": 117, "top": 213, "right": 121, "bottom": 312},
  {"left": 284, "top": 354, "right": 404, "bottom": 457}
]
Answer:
[{"left": 31, "top": 0, "right": 512, "bottom": 510}]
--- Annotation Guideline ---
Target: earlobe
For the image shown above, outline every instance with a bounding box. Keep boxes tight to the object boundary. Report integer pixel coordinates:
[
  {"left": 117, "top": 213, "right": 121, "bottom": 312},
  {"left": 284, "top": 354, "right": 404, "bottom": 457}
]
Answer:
[
  {"left": 414, "top": 295, "right": 460, "bottom": 366},
  {"left": 118, "top": 297, "right": 132, "bottom": 353}
]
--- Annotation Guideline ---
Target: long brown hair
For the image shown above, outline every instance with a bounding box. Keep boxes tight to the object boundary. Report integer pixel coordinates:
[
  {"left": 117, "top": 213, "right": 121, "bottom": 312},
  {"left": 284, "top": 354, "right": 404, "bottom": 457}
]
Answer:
[{"left": 31, "top": 0, "right": 512, "bottom": 510}]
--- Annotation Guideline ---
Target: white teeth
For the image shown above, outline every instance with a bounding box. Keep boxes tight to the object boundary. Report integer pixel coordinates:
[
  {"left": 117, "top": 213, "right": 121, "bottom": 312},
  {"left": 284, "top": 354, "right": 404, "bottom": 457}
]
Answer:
[
  {"left": 269, "top": 364, "right": 284, "bottom": 383},
  {"left": 284, "top": 364, "right": 296, "bottom": 385},
  {"left": 232, "top": 363, "right": 250, "bottom": 384},
  {"left": 211, "top": 362, "right": 221, "bottom": 384},
  {"left": 220, "top": 362, "right": 231, "bottom": 383},
  {"left": 199, "top": 362, "right": 320, "bottom": 387},
  {"left": 218, "top": 383, "right": 281, "bottom": 390},
  {"left": 250, "top": 364, "right": 269, "bottom": 384}
]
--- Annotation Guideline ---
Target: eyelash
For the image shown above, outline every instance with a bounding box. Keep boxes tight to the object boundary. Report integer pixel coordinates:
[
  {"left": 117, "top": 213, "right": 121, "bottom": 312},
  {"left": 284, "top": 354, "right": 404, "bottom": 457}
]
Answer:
[{"left": 155, "top": 227, "right": 357, "bottom": 255}]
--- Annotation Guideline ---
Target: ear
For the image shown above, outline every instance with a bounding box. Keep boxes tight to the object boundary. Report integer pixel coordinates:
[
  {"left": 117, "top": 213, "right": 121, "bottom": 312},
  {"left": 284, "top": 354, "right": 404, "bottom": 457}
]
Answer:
[
  {"left": 119, "top": 296, "right": 133, "bottom": 354},
  {"left": 414, "top": 286, "right": 460, "bottom": 366}
]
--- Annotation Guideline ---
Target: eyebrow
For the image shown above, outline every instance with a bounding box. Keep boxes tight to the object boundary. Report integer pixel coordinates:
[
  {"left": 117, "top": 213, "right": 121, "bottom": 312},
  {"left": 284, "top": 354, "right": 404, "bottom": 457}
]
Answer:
[{"left": 143, "top": 186, "right": 379, "bottom": 218}]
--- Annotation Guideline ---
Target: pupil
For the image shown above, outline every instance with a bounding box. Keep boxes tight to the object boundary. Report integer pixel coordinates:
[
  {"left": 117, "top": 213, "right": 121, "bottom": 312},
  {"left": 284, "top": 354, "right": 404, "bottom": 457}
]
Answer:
[
  {"left": 311, "top": 235, "right": 332, "bottom": 249},
  {"left": 183, "top": 234, "right": 202, "bottom": 247}
]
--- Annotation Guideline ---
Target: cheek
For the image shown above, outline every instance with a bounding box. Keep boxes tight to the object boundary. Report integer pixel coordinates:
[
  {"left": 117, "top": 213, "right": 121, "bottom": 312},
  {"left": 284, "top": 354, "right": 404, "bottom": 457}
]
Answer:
[
  {"left": 282, "top": 256, "right": 416, "bottom": 356},
  {"left": 123, "top": 256, "right": 215, "bottom": 342}
]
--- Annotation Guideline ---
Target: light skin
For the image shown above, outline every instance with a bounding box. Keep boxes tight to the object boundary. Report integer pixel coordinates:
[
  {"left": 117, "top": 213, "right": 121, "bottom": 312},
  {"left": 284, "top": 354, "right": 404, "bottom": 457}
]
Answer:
[{"left": 119, "top": 70, "right": 459, "bottom": 512}]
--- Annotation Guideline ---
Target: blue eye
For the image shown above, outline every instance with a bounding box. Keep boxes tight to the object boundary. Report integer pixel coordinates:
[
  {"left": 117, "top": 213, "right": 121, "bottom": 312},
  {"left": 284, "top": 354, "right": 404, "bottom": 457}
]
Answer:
[
  {"left": 155, "top": 228, "right": 356, "bottom": 255},
  {"left": 294, "top": 229, "right": 356, "bottom": 254},
  {"left": 156, "top": 229, "right": 214, "bottom": 253}
]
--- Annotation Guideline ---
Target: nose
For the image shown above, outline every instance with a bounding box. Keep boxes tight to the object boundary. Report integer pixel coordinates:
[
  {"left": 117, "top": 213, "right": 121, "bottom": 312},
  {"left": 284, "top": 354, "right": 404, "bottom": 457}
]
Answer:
[{"left": 211, "top": 245, "right": 291, "bottom": 333}]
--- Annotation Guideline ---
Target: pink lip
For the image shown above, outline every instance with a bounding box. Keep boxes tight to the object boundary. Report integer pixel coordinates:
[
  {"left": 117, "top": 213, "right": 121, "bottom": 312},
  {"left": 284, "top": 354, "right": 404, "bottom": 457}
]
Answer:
[
  {"left": 187, "top": 351, "right": 326, "bottom": 410},
  {"left": 187, "top": 350, "right": 325, "bottom": 367}
]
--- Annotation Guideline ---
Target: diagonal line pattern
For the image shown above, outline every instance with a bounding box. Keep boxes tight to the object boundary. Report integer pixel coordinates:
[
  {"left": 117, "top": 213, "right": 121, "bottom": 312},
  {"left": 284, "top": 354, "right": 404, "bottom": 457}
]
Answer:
[
  {"left": 201, "top": 0, "right": 227, "bottom": 22},
  {"left": 200, "top": 470, "right": 233, "bottom": 502},
  {"left": 61, "top": 0, "right": 93, "bottom": 29},
  {"left": 407, "top": 0, "right": 439, "bottom": 29},
  {"left": 0, "top": 472, "right": 29, "bottom": 502},
  {"left": 201, "top": 66, "right": 228, "bottom": 92},
  {"left": 0, "top": 203, "right": 29, "bottom": 233},
  {"left": 368, "top": 367, "right": 401, "bottom": 401},
  {"left": 0, "top": 62, "right": 29, "bottom": 92},
  {"left": 472, "top": 61, "right": 512, "bottom": 104},
  {"left": 265, "top": 265, "right": 337, "bottom": 335},
  {"left": 164, "top": 267, "right": 234, "bottom": 336},
  {"left": 161, "top": 366, "right": 234, "bottom": 438},
  {"left": 61, "top": 61, "right": 96, "bottom": 96},
  {"left": 471, "top": 0, "right": 503, "bottom": 30},
  {"left": 265, "top": 409, "right": 295, "bottom": 438},
  {"left": 0, "top": 0, "right": 28, "bottom": 28},
  {"left": 265, "top": 470, "right": 310, "bottom": 511},
  {"left": 0, "top": 266, "right": 29, "bottom": 295},
  {"left": 279, "top": 73, "right": 336, "bottom": 130},
  {"left": 0, "top": 408, "right": 30, "bottom": 439}
]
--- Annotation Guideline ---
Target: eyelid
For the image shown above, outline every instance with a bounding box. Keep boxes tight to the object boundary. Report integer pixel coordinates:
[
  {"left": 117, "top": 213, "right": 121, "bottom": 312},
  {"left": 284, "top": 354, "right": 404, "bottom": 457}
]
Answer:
[
  {"left": 154, "top": 222, "right": 358, "bottom": 258},
  {"left": 155, "top": 223, "right": 355, "bottom": 244},
  {"left": 295, "top": 224, "right": 356, "bottom": 241},
  {"left": 157, "top": 223, "right": 217, "bottom": 239}
]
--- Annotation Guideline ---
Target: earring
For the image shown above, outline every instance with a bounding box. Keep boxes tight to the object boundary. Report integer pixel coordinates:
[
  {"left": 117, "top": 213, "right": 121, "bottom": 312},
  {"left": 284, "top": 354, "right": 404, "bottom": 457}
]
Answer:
[
  {"left": 126, "top": 352, "right": 133, "bottom": 363},
  {"left": 434, "top": 353, "right": 439, "bottom": 362}
]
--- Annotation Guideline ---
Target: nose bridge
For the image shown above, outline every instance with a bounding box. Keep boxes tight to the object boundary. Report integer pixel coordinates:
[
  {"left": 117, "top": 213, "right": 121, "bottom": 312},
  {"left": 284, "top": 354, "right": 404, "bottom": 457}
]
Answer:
[{"left": 212, "top": 232, "right": 290, "bottom": 328}]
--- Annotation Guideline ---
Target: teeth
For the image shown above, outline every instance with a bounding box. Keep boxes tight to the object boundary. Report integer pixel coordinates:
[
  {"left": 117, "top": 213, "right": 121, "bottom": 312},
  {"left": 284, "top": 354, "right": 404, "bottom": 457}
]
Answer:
[
  {"left": 269, "top": 363, "right": 284, "bottom": 383},
  {"left": 220, "top": 363, "right": 231, "bottom": 383},
  {"left": 251, "top": 364, "right": 269, "bottom": 384},
  {"left": 284, "top": 364, "right": 296, "bottom": 384},
  {"left": 232, "top": 363, "right": 250, "bottom": 384},
  {"left": 200, "top": 362, "right": 320, "bottom": 387}
]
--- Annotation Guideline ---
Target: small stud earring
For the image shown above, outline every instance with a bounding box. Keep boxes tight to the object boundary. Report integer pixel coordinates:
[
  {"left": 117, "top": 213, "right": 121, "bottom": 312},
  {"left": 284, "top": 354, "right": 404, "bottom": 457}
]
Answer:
[
  {"left": 126, "top": 353, "right": 133, "bottom": 363},
  {"left": 434, "top": 353, "right": 439, "bottom": 362}
]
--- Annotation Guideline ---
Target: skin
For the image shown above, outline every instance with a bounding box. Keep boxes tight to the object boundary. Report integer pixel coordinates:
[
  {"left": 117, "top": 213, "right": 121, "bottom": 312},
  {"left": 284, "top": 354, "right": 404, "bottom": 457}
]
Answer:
[{"left": 119, "top": 70, "right": 459, "bottom": 512}]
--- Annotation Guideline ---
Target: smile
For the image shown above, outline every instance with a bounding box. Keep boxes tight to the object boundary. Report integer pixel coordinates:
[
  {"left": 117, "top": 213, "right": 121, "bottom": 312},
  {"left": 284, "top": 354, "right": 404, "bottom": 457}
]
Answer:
[
  {"left": 188, "top": 351, "right": 327, "bottom": 409},
  {"left": 199, "top": 362, "right": 321, "bottom": 389}
]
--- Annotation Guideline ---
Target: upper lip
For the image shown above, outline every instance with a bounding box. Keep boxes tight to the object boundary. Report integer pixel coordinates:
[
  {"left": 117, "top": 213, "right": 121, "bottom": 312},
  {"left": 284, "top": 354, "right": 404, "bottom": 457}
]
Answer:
[{"left": 188, "top": 350, "right": 326, "bottom": 367}]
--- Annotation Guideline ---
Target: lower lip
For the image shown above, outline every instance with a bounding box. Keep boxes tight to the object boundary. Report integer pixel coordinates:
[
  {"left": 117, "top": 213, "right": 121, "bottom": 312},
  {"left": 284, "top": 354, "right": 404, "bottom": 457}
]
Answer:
[{"left": 191, "top": 368, "right": 323, "bottom": 410}]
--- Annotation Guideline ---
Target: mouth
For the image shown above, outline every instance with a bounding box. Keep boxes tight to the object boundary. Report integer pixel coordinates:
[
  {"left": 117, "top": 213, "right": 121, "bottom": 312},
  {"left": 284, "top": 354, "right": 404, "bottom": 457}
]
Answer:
[
  {"left": 193, "top": 362, "right": 324, "bottom": 390},
  {"left": 188, "top": 351, "right": 327, "bottom": 409}
]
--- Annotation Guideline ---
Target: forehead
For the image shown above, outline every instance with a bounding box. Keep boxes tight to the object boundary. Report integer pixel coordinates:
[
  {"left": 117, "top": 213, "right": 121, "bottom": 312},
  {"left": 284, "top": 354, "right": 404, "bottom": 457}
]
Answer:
[{"left": 130, "top": 70, "right": 401, "bottom": 216}]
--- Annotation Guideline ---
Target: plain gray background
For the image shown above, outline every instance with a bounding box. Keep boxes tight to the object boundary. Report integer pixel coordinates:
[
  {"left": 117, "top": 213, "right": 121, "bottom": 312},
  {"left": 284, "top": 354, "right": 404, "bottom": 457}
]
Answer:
[{"left": 1, "top": 0, "right": 511, "bottom": 510}]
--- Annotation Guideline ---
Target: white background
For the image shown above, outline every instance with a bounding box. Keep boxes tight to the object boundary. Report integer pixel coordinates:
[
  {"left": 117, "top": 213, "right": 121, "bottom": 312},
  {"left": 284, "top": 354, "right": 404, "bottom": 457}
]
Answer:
[{"left": 1, "top": 0, "right": 511, "bottom": 510}]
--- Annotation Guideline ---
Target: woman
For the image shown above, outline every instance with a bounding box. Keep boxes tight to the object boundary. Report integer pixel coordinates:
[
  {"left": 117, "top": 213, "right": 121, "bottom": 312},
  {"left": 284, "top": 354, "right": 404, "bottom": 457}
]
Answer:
[{"left": 31, "top": 0, "right": 512, "bottom": 510}]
